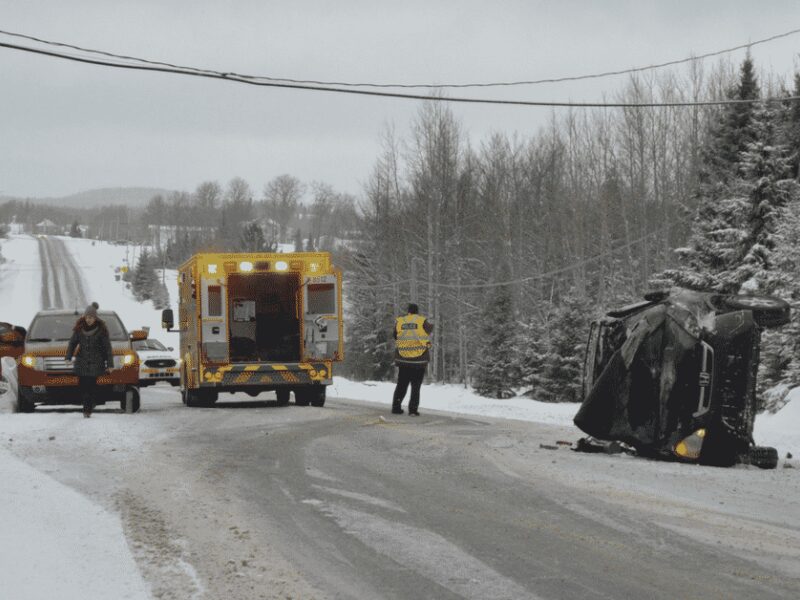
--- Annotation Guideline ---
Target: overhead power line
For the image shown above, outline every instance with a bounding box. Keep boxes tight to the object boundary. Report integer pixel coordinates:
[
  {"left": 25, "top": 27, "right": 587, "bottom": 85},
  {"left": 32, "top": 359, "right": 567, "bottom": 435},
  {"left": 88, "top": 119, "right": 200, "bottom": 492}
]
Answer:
[
  {"left": 1, "top": 26, "right": 799, "bottom": 89},
  {"left": 2, "top": 38, "right": 800, "bottom": 109}
]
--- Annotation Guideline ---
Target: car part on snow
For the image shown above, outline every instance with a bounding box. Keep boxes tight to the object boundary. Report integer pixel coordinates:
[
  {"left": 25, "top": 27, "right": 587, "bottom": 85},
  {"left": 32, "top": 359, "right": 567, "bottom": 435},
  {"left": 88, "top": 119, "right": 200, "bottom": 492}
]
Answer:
[
  {"left": 742, "top": 445, "right": 779, "bottom": 470},
  {"left": 711, "top": 294, "right": 791, "bottom": 328}
]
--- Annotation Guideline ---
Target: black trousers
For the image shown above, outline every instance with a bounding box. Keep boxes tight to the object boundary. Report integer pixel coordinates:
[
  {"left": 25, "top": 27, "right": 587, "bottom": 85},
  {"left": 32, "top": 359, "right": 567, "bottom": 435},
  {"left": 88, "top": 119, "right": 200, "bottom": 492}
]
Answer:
[
  {"left": 78, "top": 375, "right": 98, "bottom": 412},
  {"left": 392, "top": 365, "right": 426, "bottom": 412}
]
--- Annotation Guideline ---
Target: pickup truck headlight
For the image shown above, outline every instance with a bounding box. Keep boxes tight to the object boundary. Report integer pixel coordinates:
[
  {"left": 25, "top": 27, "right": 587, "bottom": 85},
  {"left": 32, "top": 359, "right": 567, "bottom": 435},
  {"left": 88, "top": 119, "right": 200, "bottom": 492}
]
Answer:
[
  {"left": 673, "top": 428, "right": 706, "bottom": 460},
  {"left": 21, "top": 355, "right": 40, "bottom": 369},
  {"left": 113, "top": 354, "right": 136, "bottom": 368}
]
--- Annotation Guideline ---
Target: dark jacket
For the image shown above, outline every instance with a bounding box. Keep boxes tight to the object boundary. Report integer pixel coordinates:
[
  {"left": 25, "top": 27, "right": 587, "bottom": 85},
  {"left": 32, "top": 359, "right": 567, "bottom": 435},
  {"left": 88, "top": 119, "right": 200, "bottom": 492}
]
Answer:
[{"left": 65, "top": 318, "right": 114, "bottom": 377}]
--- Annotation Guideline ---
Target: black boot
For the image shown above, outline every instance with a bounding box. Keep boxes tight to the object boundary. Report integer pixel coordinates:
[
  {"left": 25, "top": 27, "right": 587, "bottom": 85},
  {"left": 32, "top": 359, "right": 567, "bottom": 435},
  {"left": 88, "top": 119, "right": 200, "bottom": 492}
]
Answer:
[{"left": 391, "top": 401, "right": 404, "bottom": 415}]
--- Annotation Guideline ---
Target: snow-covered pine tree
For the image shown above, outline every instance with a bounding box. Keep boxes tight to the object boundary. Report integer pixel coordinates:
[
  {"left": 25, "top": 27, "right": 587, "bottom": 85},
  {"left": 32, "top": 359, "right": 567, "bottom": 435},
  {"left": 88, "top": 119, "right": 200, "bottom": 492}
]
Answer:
[
  {"left": 531, "top": 294, "right": 590, "bottom": 403},
  {"left": 656, "top": 57, "right": 791, "bottom": 294},
  {"left": 69, "top": 220, "right": 82, "bottom": 238},
  {"left": 239, "top": 222, "right": 266, "bottom": 252},
  {"left": 131, "top": 249, "right": 158, "bottom": 302},
  {"left": 473, "top": 278, "right": 518, "bottom": 399}
]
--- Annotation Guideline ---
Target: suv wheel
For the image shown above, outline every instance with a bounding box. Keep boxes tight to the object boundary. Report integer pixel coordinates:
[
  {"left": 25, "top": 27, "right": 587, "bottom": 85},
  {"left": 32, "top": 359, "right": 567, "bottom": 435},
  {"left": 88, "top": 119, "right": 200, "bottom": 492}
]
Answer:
[
  {"left": 120, "top": 387, "right": 141, "bottom": 413},
  {"left": 746, "top": 445, "right": 779, "bottom": 469},
  {"left": 17, "top": 386, "right": 35, "bottom": 413},
  {"left": 717, "top": 295, "right": 791, "bottom": 328}
]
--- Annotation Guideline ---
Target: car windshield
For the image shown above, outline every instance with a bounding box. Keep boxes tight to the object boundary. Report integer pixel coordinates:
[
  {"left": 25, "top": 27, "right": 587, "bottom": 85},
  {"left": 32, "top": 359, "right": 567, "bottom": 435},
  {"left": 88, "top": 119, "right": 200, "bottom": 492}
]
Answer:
[
  {"left": 133, "top": 339, "right": 168, "bottom": 352},
  {"left": 27, "top": 313, "right": 128, "bottom": 342}
]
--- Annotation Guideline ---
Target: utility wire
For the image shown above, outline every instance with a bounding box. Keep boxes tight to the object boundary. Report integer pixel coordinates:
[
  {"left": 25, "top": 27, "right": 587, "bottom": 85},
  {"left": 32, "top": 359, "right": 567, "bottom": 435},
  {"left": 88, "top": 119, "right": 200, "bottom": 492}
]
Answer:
[
  {"left": 2, "top": 40, "right": 800, "bottom": 109},
  {"left": 347, "top": 216, "right": 689, "bottom": 291},
  {"left": 1, "top": 26, "right": 799, "bottom": 89}
]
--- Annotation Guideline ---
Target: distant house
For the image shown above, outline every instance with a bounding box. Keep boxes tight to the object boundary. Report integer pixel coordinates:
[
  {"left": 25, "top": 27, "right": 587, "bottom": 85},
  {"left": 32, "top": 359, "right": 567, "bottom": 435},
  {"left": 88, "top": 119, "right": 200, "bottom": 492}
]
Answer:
[
  {"left": 8, "top": 216, "right": 25, "bottom": 235},
  {"left": 35, "top": 219, "right": 58, "bottom": 235}
]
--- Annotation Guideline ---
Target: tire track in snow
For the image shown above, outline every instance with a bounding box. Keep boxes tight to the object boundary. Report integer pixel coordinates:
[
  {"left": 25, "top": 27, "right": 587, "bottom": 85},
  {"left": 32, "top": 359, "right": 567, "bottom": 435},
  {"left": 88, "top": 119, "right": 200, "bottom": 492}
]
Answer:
[
  {"left": 36, "top": 237, "right": 87, "bottom": 310},
  {"left": 48, "top": 237, "right": 87, "bottom": 310}
]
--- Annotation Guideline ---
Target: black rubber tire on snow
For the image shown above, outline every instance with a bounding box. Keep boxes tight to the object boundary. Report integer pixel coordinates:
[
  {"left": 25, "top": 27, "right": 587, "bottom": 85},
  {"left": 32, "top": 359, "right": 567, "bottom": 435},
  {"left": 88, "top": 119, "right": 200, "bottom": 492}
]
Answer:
[
  {"left": 275, "top": 388, "right": 290, "bottom": 406},
  {"left": 120, "top": 388, "right": 141, "bottom": 413},
  {"left": 718, "top": 295, "right": 791, "bottom": 328},
  {"left": 310, "top": 387, "right": 326, "bottom": 407},
  {"left": 748, "top": 445, "right": 779, "bottom": 469},
  {"left": 17, "top": 386, "right": 35, "bottom": 413},
  {"left": 185, "top": 389, "right": 204, "bottom": 407},
  {"left": 294, "top": 388, "right": 310, "bottom": 406}
]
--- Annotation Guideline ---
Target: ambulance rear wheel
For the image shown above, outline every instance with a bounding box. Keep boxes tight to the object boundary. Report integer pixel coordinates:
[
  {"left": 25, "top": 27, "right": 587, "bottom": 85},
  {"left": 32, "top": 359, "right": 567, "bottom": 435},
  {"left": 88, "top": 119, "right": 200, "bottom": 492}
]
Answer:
[
  {"left": 310, "top": 387, "right": 326, "bottom": 407},
  {"left": 185, "top": 389, "right": 206, "bottom": 407},
  {"left": 275, "top": 389, "right": 290, "bottom": 406},
  {"left": 294, "top": 388, "right": 310, "bottom": 406}
]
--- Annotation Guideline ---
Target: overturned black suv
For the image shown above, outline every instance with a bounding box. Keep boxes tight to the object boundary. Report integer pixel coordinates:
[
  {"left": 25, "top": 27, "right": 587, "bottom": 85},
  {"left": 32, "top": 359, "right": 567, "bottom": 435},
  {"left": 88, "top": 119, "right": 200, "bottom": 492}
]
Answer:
[{"left": 575, "top": 288, "right": 789, "bottom": 469}]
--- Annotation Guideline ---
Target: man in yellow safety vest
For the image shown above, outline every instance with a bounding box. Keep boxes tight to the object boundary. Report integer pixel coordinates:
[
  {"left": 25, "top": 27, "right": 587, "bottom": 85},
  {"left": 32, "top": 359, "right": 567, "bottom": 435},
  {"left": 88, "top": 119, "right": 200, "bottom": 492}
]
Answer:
[{"left": 391, "top": 303, "right": 433, "bottom": 416}]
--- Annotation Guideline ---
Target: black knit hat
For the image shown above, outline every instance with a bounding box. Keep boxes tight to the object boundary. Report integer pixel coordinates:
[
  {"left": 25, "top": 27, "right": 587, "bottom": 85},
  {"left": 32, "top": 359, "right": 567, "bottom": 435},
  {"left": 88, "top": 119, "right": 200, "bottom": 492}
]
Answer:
[{"left": 407, "top": 303, "right": 419, "bottom": 314}]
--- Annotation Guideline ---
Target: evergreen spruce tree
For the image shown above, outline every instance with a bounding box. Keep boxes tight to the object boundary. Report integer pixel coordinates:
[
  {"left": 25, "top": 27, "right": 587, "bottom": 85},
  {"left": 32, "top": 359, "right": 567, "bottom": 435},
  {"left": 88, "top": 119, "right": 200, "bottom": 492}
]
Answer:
[
  {"left": 473, "top": 280, "right": 518, "bottom": 399},
  {"left": 132, "top": 249, "right": 158, "bottom": 302},
  {"left": 657, "top": 58, "right": 793, "bottom": 295},
  {"left": 239, "top": 222, "right": 266, "bottom": 252},
  {"left": 294, "top": 228, "right": 304, "bottom": 252},
  {"left": 69, "top": 220, "right": 82, "bottom": 238},
  {"left": 532, "top": 294, "right": 589, "bottom": 403}
]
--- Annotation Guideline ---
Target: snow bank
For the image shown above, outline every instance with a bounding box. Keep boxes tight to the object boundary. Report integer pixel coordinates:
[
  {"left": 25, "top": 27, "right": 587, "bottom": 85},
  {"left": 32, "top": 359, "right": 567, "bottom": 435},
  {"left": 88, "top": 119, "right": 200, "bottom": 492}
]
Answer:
[
  {"left": 755, "top": 386, "right": 800, "bottom": 457},
  {"left": 0, "top": 234, "right": 43, "bottom": 327},
  {"left": 0, "top": 446, "right": 150, "bottom": 599},
  {"left": 328, "top": 377, "right": 581, "bottom": 427}
]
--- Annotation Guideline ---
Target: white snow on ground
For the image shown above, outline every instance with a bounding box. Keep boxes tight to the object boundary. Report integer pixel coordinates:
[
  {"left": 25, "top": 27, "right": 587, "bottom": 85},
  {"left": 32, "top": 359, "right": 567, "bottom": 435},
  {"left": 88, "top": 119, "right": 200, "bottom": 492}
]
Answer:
[
  {"left": 0, "top": 234, "right": 43, "bottom": 326},
  {"left": 0, "top": 447, "right": 151, "bottom": 600}
]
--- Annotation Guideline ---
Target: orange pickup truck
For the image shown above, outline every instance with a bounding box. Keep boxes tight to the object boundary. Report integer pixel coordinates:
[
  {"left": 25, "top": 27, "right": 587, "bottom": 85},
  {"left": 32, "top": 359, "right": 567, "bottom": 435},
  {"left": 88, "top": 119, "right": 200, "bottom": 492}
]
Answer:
[{"left": 14, "top": 309, "right": 146, "bottom": 413}]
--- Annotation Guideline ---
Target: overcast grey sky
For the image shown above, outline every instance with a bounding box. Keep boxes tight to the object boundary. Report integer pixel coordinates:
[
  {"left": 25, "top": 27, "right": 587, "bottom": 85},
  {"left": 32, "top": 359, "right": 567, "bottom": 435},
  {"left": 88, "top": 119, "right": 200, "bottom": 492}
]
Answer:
[{"left": 1, "top": 0, "right": 799, "bottom": 199}]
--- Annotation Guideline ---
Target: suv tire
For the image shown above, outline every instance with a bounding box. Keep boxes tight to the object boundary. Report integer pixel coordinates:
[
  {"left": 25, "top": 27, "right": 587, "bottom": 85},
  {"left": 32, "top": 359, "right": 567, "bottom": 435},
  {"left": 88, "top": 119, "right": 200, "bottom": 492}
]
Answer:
[
  {"left": 747, "top": 445, "right": 779, "bottom": 469},
  {"left": 17, "top": 386, "right": 35, "bottom": 413},
  {"left": 717, "top": 295, "right": 791, "bottom": 328},
  {"left": 120, "top": 387, "right": 141, "bottom": 413}
]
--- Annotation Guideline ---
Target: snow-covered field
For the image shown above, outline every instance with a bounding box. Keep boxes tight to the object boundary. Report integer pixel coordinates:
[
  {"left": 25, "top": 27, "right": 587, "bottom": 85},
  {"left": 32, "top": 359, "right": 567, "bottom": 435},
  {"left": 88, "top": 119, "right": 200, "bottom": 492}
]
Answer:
[{"left": 1, "top": 233, "right": 799, "bottom": 598}]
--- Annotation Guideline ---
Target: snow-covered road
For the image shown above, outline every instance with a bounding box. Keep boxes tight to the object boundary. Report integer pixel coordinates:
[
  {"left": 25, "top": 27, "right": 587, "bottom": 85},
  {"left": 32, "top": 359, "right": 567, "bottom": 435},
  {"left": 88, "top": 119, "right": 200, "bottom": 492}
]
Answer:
[{"left": 1, "top": 233, "right": 799, "bottom": 599}]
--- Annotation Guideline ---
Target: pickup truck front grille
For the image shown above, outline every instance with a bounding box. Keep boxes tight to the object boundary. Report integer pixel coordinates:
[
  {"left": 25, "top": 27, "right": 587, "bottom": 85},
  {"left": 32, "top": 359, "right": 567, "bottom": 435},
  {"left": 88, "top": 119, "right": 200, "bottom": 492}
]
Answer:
[{"left": 43, "top": 357, "right": 74, "bottom": 372}]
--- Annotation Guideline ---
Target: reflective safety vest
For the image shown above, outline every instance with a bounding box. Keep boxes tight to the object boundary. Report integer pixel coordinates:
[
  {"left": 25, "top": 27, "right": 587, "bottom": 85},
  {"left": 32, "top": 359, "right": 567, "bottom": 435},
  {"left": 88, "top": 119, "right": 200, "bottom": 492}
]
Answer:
[{"left": 395, "top": 314, "right": 431, "bottom": 360}]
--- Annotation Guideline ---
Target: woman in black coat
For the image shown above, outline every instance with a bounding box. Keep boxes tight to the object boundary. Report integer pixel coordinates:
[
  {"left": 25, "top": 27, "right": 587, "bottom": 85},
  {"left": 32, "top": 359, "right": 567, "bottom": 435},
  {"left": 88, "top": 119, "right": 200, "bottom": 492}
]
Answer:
[{"left": 65, "top": 303, "right": 114, "bottom": 418}]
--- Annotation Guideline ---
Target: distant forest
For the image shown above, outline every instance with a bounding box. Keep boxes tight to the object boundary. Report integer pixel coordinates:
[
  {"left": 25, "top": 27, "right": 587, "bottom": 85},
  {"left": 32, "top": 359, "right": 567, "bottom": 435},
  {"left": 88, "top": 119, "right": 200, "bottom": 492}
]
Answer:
[{"left": 3, "top": 55, "right": 800, "bottom": 404}]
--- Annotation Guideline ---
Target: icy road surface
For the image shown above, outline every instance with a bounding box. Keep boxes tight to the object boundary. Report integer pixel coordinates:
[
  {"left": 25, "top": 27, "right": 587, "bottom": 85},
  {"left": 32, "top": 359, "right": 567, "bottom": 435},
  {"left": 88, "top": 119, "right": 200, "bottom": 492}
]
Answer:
[{"left": 2, "top": 389, "right": 799, "bottom": 600}]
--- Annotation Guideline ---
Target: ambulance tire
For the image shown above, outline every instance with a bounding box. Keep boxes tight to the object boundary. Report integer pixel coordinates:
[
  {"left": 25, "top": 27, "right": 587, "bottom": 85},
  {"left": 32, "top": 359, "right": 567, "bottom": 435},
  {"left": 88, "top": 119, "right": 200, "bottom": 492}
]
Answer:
[
  {"left": 310, "top": 387, "right": 326, "bottom": 407},
  {"left": 185, "top": 389, "right": 206, "bottom": 407},
  {"left": 275, "top": 388, "right": 290, "bottom": 406},
  {"left": 294, "top": 388, "right": 310, "bottom": 406}
]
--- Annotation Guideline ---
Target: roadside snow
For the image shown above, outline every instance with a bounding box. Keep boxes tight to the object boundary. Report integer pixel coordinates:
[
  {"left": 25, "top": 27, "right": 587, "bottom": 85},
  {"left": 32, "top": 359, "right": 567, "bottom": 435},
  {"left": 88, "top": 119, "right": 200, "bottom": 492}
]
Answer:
[
  {"left": 0, "top": 444, "right": 150, "bottom": 599},
  {"left": 0, "top": 234, "right": 152, "bottom": 599}
]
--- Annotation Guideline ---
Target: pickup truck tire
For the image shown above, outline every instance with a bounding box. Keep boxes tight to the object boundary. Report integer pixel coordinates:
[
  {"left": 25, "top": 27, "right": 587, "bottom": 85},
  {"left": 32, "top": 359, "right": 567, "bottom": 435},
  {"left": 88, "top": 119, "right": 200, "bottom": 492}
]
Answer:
[
  {"left": 120, "top": 388, "right": 141, "bottom": 413},
  {"left": 275, "top": 389, "right": 290, "bottom": 406},
  {"left": 17, "top": 386, "right": 35, "bottom": 413}
]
